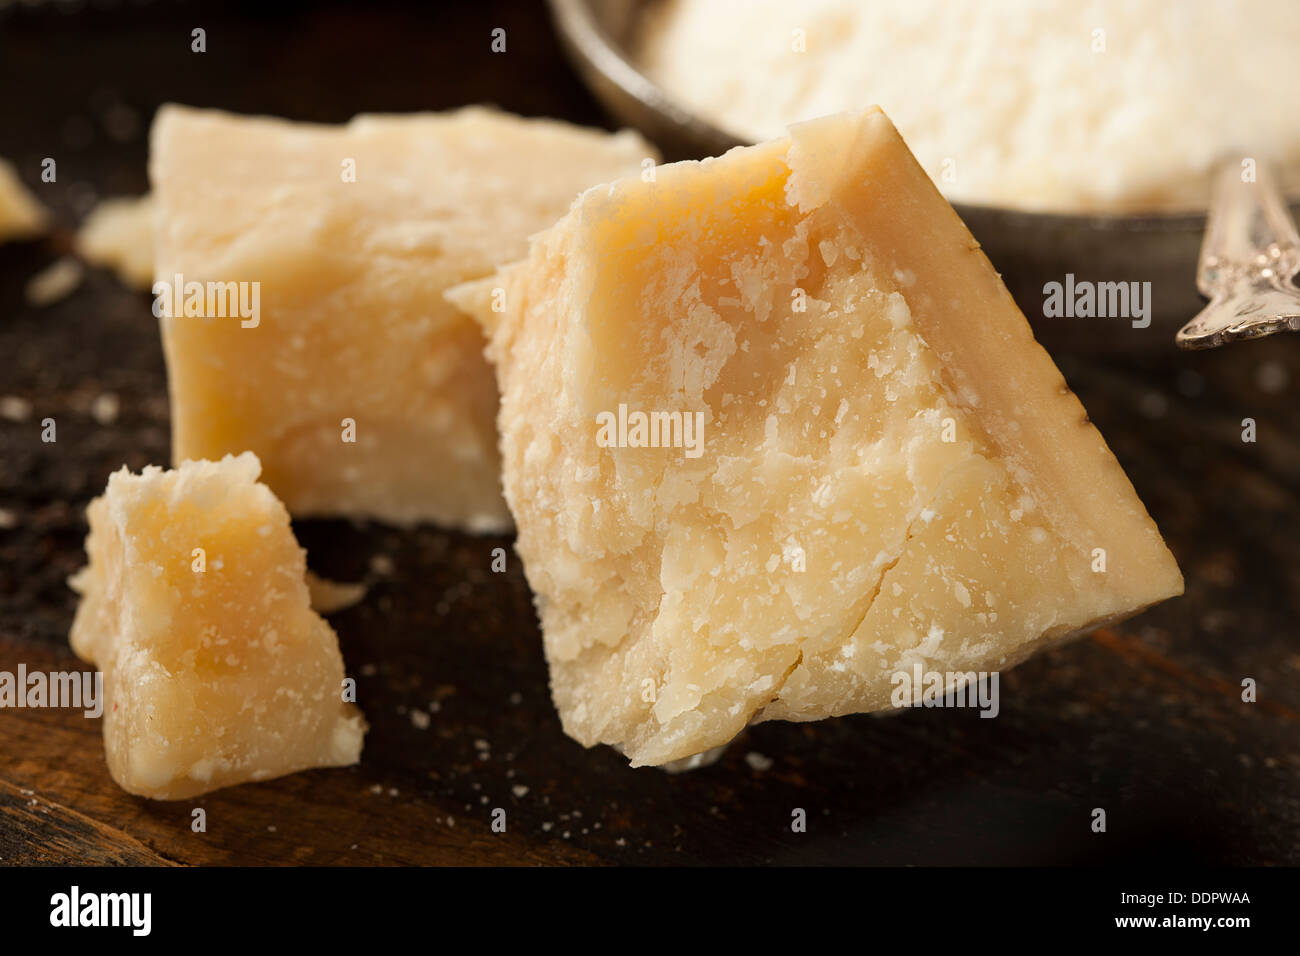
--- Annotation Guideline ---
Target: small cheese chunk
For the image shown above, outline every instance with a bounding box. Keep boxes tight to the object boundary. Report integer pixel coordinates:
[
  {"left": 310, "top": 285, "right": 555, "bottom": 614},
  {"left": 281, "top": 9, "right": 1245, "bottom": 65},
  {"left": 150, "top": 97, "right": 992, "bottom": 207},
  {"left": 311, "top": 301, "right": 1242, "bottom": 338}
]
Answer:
[
  {"left": 24, "top": 257, "right": 83, "bottom": 307},
  {"left": 304, "top": 571, "right": 367, "bottom": 615},
  {"left": 450, "top": 108, "right": 1183, "bottom": 767},
  {"left": 151, "top": 105, "right": 656, "bottom": 532},
  {"left": 77, "top": 195, "right": 155, "bottom": 290},
  {"left": 69, "top": 453, "right": 367, "bottom": 799},
  {"left": 0, "top": 158, "right": 47, "bottom": 242}
]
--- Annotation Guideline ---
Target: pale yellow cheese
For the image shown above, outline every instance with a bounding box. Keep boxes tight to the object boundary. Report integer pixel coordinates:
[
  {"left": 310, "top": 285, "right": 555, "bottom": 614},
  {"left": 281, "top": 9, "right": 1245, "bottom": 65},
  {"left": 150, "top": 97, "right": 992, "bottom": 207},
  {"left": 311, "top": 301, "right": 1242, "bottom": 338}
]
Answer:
[
  {"left": 150, "top": 105, "right": 656, "bottom": 531},
  {"left": 24, "top": 257, "right": 83, "bottom": 307},
  {"left": 450, "top": 108, "right": 1183, "bottom": 767},
  {"left": 77, "top": 195, "right": 155, "bottom": 290},
  {"left": 0, "top": 158, "right": 47, "bottom": 242},
  {"left": 69, "top": 453, "right": 366, "bottom": 799},
  {"left": 304, "top": 571, "right": 367, "bottom": 615}
]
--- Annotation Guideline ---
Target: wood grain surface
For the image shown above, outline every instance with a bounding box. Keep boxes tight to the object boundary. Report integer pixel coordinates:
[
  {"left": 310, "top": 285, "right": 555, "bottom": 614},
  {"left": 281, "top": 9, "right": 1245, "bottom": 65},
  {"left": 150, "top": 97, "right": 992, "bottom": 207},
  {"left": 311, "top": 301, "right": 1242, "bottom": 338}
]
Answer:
[{"left": 1, "top": 0, "right": 1297, "bottom": 866}]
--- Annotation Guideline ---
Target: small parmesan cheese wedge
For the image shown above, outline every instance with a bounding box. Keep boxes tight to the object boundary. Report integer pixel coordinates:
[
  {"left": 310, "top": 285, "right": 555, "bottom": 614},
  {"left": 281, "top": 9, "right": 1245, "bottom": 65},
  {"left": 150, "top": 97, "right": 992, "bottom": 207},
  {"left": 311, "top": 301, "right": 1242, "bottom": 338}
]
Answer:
[
  {"left": 69, "top": 452, "right": 367, "bottom": 799},
  {"left": 0, "top": 158, "right": 47, "bottom": 242},
  {"left": 449, "top": 108, "right": 1183, "bottom": 767},
  {"left": 77, "top": 194, "right": 155, "bottom": 290},
  {"left": 150, "top": 105, "right": 656, "bottom": 532}
]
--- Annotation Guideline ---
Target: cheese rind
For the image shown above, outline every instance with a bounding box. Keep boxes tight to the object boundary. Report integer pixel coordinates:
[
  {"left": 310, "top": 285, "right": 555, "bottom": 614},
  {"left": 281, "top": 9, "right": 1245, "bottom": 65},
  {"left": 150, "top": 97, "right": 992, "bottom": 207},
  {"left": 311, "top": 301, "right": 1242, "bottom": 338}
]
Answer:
[
  {"left": 150, "top": 105, "right": 656, "bottom": 531},
  {"left": 69, "top": 453, "right": 366, "bottom": 799},
  {"left": 451, "top": 108, "right": 1183, "bottom": 766},
  {"left": 0, "top": 158, "right": 47, "bottom": 242}
]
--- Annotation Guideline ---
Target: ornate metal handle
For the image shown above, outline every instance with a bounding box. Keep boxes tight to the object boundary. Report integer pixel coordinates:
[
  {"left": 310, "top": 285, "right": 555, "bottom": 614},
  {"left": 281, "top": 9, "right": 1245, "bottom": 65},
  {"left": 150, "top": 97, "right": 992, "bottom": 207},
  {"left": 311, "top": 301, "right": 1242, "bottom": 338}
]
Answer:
[{"left": 1176, "top": 159, "right": 1300, "bottom": 349}]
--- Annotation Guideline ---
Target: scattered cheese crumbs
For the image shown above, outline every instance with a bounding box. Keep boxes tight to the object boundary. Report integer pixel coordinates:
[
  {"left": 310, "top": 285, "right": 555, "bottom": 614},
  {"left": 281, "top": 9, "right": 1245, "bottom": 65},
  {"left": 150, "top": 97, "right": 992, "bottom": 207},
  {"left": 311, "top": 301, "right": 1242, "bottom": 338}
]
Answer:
[
  {"left": 744, "top": 751, "right": 774, "bottom": 772},
  {"left": 0, "top": 396, "right": 32, "bottom": 422},
  {"left": 409, "top": 708, "right": 430, "bottom": 731},
  {"left": 511, "top": 785, "right": 529, "bottom": 798},
  {"left": 0, "top": 158, "right": 47, "bottom": 241},
  {"left": 304, "top": 571, "right": 368, "bottom": 614},
  {"left": 454, "top": 108, "right": 1182, "bottom": 767},
  {"left": 68, "top": 452, "right": 367, "bottom": 799},
  {"left": 661, "top": 744, "right": 729, "bottom": 773},
  {"left": 24, "top": 257, "right": 83, "bottom": 307},
  {"left": 90, "top": 392, "right": 120, "bottom": 425},
  {"left": 76, "top": 194, "right": 155, "bottom": 290},
  {"left": 151, "top": 104, "right": 656, "bottom": 532},
  {"left": 1255, "top": 360, "right": 1290, "bottom": 395}
]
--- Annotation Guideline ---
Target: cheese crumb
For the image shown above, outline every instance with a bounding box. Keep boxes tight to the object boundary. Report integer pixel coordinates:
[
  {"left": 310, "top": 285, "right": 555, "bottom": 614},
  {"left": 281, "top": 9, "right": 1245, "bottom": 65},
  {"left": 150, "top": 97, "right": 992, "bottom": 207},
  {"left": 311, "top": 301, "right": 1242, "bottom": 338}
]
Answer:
[
  {"left": 24, "top": 257, "right": 83, "bottom": 307},
  {"left": 0, "top": 158, "right": 47, "bottom": 242}
]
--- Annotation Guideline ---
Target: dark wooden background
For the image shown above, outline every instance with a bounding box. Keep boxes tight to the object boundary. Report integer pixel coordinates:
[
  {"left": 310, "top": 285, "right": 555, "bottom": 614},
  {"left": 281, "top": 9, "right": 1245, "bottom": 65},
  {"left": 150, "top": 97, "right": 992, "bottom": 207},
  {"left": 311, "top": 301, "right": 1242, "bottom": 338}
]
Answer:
[{"left": 0, "top": 0, "right": 1297, "bottom": 866}]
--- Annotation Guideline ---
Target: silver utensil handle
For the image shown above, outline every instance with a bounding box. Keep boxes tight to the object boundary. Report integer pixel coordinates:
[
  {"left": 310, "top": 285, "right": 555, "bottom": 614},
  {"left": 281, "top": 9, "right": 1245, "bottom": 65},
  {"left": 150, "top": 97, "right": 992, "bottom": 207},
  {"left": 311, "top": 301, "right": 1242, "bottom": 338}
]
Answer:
[
  {"left": 1197, "top": 160, "right": 1300, "bottom": 296},
  {"left": 1177, "top": 158, "right": 1300, "bottom": 348}
]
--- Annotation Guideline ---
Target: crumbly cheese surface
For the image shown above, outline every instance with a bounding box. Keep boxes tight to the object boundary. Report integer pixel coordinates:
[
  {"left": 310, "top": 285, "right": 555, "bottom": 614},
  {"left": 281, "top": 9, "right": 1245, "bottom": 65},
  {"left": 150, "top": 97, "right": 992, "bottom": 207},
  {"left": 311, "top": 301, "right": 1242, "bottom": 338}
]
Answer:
[
  {"left": 451, "top": 108, "right": 1182, "bottom": 766},
  {"left": 0, "top": 158, "right": 47, "bottom": 241},
  {"left": 77, "top": 194, "right": 155, "bottom": 290},
  {"left": 151, "top": 105, "right": 655, "bottom": 531},
  {"left": 69, "top": 453, "right": 367, "bottom": 799},
  {"left": 636, "top": 0, "right": 1300, "bottom": 212}
]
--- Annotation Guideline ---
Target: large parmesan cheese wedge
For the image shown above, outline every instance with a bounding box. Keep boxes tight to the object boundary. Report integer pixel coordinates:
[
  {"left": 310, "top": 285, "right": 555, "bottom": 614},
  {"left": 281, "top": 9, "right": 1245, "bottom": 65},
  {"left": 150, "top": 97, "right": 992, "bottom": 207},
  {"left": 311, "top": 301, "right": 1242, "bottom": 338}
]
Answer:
[
  {"left": 449, "top": 108, "right": 1183, "bottom": 767},
  {"left": 150, "top": 105, "right": 655, "bottom": 532},
  {"left": 69, "top": 453, "right": 366, "bottom": 799},
  {"left": 0, "top": 158, "right": 47, "bottom": 242}
]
